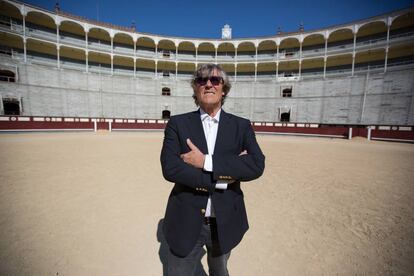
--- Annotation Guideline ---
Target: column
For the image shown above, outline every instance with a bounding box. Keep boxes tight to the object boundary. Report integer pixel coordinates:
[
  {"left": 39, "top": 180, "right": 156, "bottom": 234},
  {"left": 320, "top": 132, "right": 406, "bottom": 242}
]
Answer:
[
  {"left": 276, "top": 44, "right": 279, "bottom": 61},
  {"left": 195, "top": 46, "right": 198, "bottom": 63},
  {"left": 110, "top": 36, "right": 113, "bottom": 55},
  {"left": 155, "top": 43, "right": 158, "bottom": 58},
  {"left": 175, "top": 46, "right": 178, "bottom": 62},
  {"left": 22, "top": 14, "right": 26, "bottom": 37},
  {"left": 133, "top": 40, "right": 137, "bottom": 77},
  {"left": 57, "top": 46, "right": 60, "bottom": 68},
  {"left": 110, "top": 36, "right": 114, "bottom": 75},
  {"left": 85, "top": 51, "right": 88, "bottom": 72},
  {"left": 155, "top": 60, "right": 157, "bottom": 77},
  {"left": 276, "top": 62, "right": 279, "bottom": 81},
  {"left": 255, "top": 46, "right": 258, "bottom": 64},
  {"left": 85, "top": 31, "right": 88, "bottom": 49},
  {"left": 351, "top": 31, "right": 356, "bottom": 76},
  {"left": 215, "top": 47, "right": 217, "bottom": 64},
  {"left": 23, "top": 15, "right": 27, "bottom": 62},
  {"left": 23, "top": 39, "right": 27, "bottom": 63},
  {"left": 133, "top": 58, "right": 136, "bottom": 77},
  {"left": 133, "top": 40, "right": 136, "bottom": 55},
  {"left": 235, "top": 47, "right": 237, "bottom": 63},
  {"left": 299, "top": 41, "right": 302, "bottom": 78},
  {"left": 175, "top": 62, "right": 178, "bottom": 80},
  {"left": 254, "top": 63, "right": 257, "bottom": 82},
  {"left": 384, "top": 23, "right": 390, "bottom": 73},
  {"left": 111, "top": 55, "right": 113, "bottom": 75},
  {"left": 234, "top": 64, "right": 237, "bottom": 82},
  {"left": 324, "top": 37, "right": 328, "bottom": 78},
  {"left": 85, "top": 31, "right": 89, "bottom": 72},
  {"left": 56, "top": 21, "right": 60, "bottom": 68}
]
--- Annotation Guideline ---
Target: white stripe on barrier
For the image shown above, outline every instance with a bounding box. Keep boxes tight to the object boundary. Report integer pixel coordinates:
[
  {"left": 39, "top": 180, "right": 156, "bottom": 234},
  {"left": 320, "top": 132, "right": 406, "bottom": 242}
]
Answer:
[
  {"left": 112, "top": 129, "right": 164, "bottom": 132},
  {"left": 399, "top": 126, "right": 412, "bottom": 131},
  {"left": 18, "top": 117, "right": 31, "bottom": 121},
  {"left": 0, "top": 129, "right": 93, "bottom": 132},
  {"left": 255, "top": 131, "right": 345, "bottom": 138}
]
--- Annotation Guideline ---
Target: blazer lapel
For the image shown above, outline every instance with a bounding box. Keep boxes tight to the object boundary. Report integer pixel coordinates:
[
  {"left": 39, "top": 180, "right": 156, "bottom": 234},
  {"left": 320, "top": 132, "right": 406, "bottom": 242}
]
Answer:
[
  {"left": 187, "top": 110, "right": 208, "bottom": 154},
  {"left": 214, "top": 109, "right": 232, "bottom": 154}
]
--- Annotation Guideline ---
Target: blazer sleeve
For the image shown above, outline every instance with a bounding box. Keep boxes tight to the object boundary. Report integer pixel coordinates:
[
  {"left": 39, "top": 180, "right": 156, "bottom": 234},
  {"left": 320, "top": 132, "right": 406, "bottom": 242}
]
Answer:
[
  {"left": 160, "top": 117, "right": 215, "bottom": 192},
  {"left": 212, "top": 120, "right": 265, "bottom": 182}
]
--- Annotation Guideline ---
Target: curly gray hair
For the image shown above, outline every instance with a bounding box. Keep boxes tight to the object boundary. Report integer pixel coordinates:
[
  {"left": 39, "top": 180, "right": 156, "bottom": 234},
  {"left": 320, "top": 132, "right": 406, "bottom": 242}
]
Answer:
[{"left": 191, "top": 64, "right": 232, "bottom": 106}]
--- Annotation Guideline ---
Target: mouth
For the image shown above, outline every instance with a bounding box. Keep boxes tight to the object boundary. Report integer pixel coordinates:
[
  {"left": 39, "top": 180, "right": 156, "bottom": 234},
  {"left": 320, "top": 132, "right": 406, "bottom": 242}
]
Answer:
[{"left": 204, "top": 91, "right": 215, "bottom": 95}]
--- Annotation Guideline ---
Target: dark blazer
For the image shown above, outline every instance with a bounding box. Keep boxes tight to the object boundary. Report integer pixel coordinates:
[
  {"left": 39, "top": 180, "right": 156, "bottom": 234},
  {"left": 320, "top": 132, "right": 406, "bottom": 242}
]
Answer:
[{"left": 160, "top": 109, "right": 265, "bottom": 257}]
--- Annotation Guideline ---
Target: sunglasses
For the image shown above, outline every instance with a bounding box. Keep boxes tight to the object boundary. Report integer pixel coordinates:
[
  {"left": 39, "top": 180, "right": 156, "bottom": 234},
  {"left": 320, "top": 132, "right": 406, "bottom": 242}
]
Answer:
[{"left": 195, "top": 76, "right": 223, "bottom": 86}]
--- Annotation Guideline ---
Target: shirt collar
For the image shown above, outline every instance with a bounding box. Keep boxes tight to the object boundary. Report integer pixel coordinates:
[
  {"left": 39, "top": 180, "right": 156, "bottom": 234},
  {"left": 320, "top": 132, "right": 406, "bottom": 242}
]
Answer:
[{"left": 200, "top": 108, "right": 221, "bottom": 122}]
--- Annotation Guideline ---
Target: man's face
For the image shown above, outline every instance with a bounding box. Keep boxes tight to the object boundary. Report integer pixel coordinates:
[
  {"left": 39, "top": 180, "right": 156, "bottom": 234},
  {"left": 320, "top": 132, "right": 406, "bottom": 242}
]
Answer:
[{"left": 194, "top": 69, "right": 224, "bottom": 111}]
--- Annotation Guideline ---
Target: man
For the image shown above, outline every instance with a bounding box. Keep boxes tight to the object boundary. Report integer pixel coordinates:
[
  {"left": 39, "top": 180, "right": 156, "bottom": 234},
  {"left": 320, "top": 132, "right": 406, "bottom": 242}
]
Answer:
[{"left": 160, "top": 64, "right": 265, "bottom": 276}]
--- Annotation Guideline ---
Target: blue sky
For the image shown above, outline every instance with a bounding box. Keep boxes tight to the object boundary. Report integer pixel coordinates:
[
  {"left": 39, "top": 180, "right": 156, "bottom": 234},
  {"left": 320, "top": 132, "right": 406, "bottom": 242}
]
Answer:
[{"left": 25, "top": 0, "right": 414, "bottom": 38}]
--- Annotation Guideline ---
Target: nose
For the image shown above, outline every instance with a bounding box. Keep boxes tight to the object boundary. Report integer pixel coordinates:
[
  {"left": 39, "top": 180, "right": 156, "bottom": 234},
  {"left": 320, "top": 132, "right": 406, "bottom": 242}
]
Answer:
[{"left": 205, "top": 79, "right": 213, "bottom": 87}]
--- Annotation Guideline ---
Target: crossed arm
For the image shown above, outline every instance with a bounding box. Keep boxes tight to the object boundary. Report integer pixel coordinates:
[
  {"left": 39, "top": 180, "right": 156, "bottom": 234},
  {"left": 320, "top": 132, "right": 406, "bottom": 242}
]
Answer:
[
  {"left": 160, "top": 117, "right": 265, "bottom": 191},
  {"left": 180, "top": 138, "right": 247, "bottom": 169},
  {"left": 181, "top": 138, "right": 246, "bottom": 167}
]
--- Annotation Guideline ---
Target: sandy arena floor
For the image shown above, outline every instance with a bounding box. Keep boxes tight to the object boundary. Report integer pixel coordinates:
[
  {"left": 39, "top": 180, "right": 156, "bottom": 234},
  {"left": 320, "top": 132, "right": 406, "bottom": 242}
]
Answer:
[{"left": 0, "top": 131, "right": 413, "bottom": 276}]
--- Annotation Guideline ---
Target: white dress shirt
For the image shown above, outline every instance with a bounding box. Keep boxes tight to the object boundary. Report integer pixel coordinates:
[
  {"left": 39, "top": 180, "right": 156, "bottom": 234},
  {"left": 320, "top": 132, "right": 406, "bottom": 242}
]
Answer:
[{"left": 200, "top": 108, "right": 229, "bottom": 217}]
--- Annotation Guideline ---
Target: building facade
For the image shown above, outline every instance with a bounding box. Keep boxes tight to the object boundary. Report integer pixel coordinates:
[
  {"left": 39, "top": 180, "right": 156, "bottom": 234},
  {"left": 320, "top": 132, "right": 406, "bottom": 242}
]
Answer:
[{"left": 0, "top": 0, "right": 413, "bottom": 125}]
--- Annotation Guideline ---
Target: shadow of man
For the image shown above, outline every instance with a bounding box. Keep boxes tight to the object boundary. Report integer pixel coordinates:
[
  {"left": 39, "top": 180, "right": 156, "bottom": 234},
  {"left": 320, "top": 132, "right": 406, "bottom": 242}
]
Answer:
[{"left": 157, "top": 218, "right": 207, "bottom": 276}]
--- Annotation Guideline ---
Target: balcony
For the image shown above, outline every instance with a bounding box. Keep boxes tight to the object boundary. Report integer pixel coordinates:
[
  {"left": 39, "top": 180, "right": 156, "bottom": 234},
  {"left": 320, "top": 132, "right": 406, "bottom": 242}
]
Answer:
[{"left": 1, "top": 15, "right": 414, "bottom": 69}]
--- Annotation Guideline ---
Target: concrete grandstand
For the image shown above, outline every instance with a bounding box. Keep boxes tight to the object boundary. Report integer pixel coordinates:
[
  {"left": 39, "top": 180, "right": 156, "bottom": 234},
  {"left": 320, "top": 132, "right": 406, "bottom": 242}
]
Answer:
[{"left": 0, "top": 0, "right": 413, "bottom": 141}]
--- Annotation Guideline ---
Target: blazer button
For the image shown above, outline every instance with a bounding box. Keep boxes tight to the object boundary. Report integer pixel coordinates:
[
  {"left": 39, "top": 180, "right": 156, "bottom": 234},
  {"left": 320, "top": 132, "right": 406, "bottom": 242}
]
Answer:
[{"left": 201, "top": 209, "right": 206, "bottom": 215}]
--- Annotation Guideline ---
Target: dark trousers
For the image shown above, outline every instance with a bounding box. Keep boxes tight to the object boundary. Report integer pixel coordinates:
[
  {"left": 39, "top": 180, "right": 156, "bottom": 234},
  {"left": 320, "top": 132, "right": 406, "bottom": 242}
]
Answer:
[{"left": 167, "top": 219, "right": 231, "bottom": 276}]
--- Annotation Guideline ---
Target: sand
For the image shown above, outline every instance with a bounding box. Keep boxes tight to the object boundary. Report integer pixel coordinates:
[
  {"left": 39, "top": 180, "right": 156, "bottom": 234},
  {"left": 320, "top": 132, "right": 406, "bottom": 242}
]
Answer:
[{"left": 0, "top": 131, "right": 413, "bottom": 276}]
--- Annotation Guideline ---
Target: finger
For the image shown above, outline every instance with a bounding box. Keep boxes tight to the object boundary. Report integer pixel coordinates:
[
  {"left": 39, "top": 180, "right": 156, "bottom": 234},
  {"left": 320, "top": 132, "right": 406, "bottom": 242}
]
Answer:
[{"left": 186, "top": 138, "right": 198, "bottom": 151}]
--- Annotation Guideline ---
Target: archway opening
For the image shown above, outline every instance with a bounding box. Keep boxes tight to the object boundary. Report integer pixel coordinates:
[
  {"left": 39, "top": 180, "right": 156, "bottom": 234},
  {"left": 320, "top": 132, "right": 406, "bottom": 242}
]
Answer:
[
  {"left": 0, "top": 70, "right": 15, "bottom": 82},
  {"left": 162, "top": 110, "right": 171, "bottom": 119},
  {"left": 162, "top": 87, "right": 171, "bottom": 96},
  {"left": 3, "top": 97, "right": 20, "bottom": 115},
  {"left": 280, "top": 112, "right": 290, "bottom": 122},
  {"left": 282, "top": 88, "right": 292, "bottom": 97}
]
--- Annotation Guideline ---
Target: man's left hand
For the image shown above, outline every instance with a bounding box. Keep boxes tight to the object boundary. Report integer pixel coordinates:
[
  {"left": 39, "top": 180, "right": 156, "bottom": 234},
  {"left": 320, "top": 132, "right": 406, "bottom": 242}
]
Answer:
[{"left": 180, "top": 138, "right": 205, "bottom": 169}]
